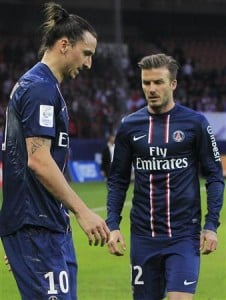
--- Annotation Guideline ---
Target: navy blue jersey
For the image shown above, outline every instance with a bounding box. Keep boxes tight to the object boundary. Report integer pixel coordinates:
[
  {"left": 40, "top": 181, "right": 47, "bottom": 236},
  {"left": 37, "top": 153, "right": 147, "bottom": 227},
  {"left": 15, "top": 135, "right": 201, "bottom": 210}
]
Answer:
[
  {"left": 0, "top": 62, "right": 70, "bottom": 235},
  {"left": 107, "top": 104, "right": 224, "bottom": 237}
]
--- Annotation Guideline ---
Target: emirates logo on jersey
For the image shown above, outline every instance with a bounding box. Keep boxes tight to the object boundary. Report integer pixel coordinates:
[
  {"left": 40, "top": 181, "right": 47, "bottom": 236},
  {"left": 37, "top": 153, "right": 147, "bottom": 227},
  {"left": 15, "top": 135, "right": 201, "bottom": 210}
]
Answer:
[{"left": 172, "top": 130, "right": 185, "bottom": 142}]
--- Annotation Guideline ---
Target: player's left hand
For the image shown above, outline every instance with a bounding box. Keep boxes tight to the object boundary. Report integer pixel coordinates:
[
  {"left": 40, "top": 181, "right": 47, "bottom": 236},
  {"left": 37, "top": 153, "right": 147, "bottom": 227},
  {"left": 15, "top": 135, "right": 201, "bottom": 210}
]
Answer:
[{"left": 200, "top": 229, "right": 218, "bottom": 255}]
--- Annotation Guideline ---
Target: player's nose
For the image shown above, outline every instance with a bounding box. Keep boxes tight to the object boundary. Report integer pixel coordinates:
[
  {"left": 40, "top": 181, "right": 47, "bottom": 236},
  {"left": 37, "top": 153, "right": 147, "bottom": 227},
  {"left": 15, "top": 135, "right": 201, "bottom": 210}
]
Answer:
[
  {"left": 84, "top": 56, "right": 92, "bottom": 69},
  {"left": 149, "top": 82, "right": 157, "bottom": 92}
]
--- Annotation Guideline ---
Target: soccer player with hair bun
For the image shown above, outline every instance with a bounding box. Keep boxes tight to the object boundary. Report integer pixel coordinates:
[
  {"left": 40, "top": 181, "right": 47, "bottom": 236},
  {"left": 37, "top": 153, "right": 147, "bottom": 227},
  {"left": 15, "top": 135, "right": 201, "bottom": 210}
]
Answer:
[
  {"left": 0, "top": 2, "right": 109, "bottom": 299},
  {"left": 107, "top": 53, "right": 224, "bottom": 300}
]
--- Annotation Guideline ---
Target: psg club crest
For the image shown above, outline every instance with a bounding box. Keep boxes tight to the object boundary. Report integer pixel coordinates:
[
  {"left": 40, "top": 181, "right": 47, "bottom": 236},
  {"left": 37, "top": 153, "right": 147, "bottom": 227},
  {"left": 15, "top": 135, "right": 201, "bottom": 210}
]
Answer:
[{"left": 172, "top": 130, "right": 185, "bottom": 142}]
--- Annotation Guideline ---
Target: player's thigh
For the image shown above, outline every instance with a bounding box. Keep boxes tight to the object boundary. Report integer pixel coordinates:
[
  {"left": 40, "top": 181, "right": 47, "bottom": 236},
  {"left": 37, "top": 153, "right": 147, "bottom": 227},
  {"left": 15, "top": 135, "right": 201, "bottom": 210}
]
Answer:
[
  {"left": 168, "top": 291, "right": 193, "bottom": 300},
  {"left": 2, "top": 226, "right": 77, "bottom": 300},
  {"left": 130, "top": 234, "right": 166, "bottom": 300},
  {"left": 62, "top": 230, "right": 77, "bottom": 299},
  {"left": 165, "top": 237, "right": 200, "bottom": 295}
]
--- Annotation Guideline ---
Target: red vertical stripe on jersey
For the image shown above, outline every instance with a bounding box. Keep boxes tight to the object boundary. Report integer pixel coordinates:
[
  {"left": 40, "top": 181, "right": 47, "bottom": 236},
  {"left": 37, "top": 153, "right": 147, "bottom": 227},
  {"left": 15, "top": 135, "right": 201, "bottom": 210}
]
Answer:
[
  {"left": 165, "top": 114, "right": 170, "bottom": 143},
  {"left": 148, "top": 116, "right": 153, "bottom": 144},
  {"left": 149, "top": 117, "right": 155, "bottom": 236},
  {"left": 166, "top": 173, "right": 172, "bottom": 237},
  {"left": 149, "top": 174, "right": 156, "bottom": 237},
  {"left": 165, "top": 115, "right": 171, "bottom": 237},
  {"left": 149, "top": 114, "right": 172, "bottom": 237}
]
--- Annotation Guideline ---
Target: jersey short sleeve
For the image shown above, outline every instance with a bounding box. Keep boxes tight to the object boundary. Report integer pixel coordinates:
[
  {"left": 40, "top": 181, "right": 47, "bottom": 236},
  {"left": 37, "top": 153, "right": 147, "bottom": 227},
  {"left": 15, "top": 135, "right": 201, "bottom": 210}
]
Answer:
[{"left": 20, "top": 81, "right": 58, "bottom": 138}]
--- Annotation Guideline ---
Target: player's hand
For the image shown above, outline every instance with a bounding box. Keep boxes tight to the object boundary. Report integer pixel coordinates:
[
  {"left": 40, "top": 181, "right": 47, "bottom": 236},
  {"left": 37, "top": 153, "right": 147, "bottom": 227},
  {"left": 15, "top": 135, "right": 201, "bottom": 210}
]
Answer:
[
  {"left": 4, "top": 255, "right": 11, "bottom": 272},
  {"left": 75, "top": 208, "right": 110, "bottom": 247},
  {"left": 200, "top": 229, "right": 218, "bottom": 255},
  {"left": 108, "top": 230, "right": 126, "bottom": 256}
]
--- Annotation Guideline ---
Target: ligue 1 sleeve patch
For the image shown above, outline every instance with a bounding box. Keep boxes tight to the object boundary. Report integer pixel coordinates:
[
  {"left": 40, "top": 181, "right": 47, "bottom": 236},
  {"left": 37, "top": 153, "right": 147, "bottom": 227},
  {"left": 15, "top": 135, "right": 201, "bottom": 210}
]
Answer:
[{"left": 39, "top": 105, "right": 54, "bottom": 127}]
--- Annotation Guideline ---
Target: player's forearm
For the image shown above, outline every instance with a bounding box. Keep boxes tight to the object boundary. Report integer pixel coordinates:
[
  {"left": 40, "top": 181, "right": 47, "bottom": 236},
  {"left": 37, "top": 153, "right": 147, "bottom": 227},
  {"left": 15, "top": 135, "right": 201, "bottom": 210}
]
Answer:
[
  {"left": 204, "top": 180, "right": 225, "bottom": 231},
  {"left": 106, "top": 191, "right": 125, "bottom": 230},
  {"left": 106, "top": 168, "right": 130, "bottom": 230},
  {"left": 26, "top": 136, "right": 89, "bottom": 215},
  {"left": 106, "top": 211, "right": 122, "bottom": 231},
  {"left": 28, "top": 154, "right": 88, "bottom": 215}
]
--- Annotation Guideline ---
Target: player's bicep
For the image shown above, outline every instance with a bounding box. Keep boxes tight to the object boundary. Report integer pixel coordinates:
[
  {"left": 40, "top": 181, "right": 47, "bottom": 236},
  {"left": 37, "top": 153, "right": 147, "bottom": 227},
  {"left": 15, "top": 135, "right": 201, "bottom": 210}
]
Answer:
[
  {"left": 26, "top": 137, "right": 53, "bottom": 173},
  {"left": 26, "top": 136, "right": 52, "bottom": 158}
]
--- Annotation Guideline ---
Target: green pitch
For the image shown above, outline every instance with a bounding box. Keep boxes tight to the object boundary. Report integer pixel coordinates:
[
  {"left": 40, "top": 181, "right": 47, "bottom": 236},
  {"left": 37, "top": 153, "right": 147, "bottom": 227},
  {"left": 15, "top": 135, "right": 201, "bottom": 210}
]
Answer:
[{"left": 0, "top": 180, "right": 225, "bottom": 300}]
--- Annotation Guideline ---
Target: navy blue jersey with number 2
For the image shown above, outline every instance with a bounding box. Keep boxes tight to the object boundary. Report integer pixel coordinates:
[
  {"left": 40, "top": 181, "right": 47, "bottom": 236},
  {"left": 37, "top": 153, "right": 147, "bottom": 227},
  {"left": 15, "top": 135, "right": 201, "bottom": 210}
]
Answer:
[{"left": 107, "top": 104, "right": 224, "bottom": 237}]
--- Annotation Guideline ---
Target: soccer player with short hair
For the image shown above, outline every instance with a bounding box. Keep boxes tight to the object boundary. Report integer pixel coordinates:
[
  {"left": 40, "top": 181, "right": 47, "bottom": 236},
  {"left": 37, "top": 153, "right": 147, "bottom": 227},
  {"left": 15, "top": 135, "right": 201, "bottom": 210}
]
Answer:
[
  {"left": 106, "top": 53, "right": 224, "bottom": 300},
  {"left": 0, "top": 2, "right": 110, "bottom": 299}
]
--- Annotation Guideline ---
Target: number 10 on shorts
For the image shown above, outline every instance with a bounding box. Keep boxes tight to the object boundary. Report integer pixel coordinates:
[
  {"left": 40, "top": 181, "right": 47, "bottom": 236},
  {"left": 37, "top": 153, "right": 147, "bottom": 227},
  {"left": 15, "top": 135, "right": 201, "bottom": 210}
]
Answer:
[{"left": 44, "top": 271, "right": 69, "bottom": 294}]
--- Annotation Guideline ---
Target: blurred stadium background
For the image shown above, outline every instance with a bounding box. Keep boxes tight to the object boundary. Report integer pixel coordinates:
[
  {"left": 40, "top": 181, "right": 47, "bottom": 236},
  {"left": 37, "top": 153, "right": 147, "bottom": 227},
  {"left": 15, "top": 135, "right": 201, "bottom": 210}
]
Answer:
[
  {"left": 1, "top": 0, "right": 226, "bottom": 179},
  {"left": 0, "top": 1, "right": 226, "bottom": 298}
]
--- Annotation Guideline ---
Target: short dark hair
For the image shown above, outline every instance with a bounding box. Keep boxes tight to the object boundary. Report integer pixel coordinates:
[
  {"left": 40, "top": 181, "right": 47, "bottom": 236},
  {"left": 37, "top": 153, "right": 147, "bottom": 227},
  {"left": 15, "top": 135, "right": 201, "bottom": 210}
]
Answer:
[
  {"left": 138, "top": 53, "right": 179, "bottom": 81},
  {"left": 38, "top": 2, "right": 97, "bottom": 57}
]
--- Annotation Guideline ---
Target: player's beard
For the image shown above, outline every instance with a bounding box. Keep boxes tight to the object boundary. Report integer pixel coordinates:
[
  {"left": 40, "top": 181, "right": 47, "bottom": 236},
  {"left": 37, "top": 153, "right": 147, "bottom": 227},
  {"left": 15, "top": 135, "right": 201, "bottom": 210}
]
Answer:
[
  {"left": 147, "top": 94, "right": 173, "bottom": 114},
  {"left": 63, "top": 64, "right": 78, "bottom": 80}
]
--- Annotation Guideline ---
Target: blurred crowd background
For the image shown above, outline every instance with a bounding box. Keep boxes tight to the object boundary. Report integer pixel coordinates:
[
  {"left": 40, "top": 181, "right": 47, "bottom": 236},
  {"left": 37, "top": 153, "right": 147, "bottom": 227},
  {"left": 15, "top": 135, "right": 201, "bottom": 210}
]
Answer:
[{"left": 1, "top": 0, "right": 226, "bottom": 139}]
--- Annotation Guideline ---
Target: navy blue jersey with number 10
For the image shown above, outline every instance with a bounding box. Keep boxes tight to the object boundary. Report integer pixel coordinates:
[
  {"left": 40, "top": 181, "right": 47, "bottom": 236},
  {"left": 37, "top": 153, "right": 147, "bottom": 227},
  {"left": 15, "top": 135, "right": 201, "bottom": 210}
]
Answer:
[
  {"left": 0, "top": 62, "right": 70, "bottom": 236},
  {"left": 107, "top": 104, "right": 224, "bottom": 237}
]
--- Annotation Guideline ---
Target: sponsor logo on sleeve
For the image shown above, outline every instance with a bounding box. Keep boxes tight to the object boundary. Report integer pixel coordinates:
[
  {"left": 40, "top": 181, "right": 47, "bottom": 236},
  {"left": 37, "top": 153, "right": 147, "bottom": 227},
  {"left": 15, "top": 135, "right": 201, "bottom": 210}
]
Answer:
[
  {"left": 39, "top": 105, "right": 54, "bottom": 127},
  {"left": 207, "top": 125, "right": 221, "bottom": 162}
]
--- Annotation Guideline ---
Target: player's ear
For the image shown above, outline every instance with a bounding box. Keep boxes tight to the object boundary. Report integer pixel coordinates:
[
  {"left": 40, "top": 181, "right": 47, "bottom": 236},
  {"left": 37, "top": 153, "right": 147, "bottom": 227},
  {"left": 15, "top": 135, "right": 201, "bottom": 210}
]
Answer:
[
  {"left": 59, "top": 38, "right": 70, "bottom": 54},
  {"left": 171, "top": 79, "right": 177, "bottom": 91}
]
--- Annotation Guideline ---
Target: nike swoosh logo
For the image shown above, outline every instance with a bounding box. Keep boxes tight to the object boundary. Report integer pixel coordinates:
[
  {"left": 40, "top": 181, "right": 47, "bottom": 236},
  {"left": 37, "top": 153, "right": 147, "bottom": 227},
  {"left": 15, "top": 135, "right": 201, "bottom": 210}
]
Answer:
[
  {"left": 133, "top": 134, "right": 146, "bottom": 141},
  {"left": 184, "top": 280, "right": 196, "bottom": 286}
]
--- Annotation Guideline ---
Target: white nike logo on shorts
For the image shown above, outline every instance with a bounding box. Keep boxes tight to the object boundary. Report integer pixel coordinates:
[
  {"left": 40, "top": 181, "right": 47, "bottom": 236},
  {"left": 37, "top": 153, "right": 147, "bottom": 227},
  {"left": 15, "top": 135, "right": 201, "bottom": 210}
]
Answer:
[
  {"left": 184, "top": 280, "right": 196, "bottom": 286},
  {"left": 133, "top": 134, "right": 146, "bottom": 141}
]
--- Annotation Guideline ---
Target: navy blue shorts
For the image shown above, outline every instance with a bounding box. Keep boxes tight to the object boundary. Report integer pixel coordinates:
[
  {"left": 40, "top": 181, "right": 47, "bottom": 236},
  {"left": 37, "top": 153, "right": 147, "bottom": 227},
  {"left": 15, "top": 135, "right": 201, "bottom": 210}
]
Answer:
[
  {"left": 130, "top": 234, "right": 200, "bottom": 300},
  {"left": 1, "top": 225, "right": 77, "bottom": 300}
]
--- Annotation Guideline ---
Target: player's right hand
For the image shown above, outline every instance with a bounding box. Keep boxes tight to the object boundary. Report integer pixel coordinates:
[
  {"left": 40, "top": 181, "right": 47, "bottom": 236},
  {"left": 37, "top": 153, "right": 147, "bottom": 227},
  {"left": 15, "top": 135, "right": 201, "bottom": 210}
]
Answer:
[
  {"left": 4, "top": 255, "right": 11, "bottom": 272},
  {"left": 107, "top": 230, "right": 126, "bottom": 256}
]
